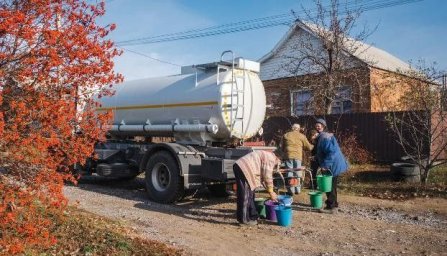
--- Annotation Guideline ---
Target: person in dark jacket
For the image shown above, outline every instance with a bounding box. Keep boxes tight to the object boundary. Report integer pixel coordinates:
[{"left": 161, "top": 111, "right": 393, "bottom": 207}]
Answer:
[{"left": 314, "top": 118, "right": 349, "bottom": 211}]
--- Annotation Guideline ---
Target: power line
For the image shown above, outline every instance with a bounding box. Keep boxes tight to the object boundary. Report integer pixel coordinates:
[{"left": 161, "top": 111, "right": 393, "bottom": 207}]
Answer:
[
  {"left": 116, "top": 0, "right": 423, "bottom": 66},
  {"left": 116, "top": 0, "right": 423, "bottom": 46},
  {"left": 123, "top": 19, "right": 293, "bottom": 45},
  {"left": 119, "top": 47, "right": 181, "bottom": 67},
  {"left": 116, "top": 13, "right": 294, "bottom": 46},
  {"left": 116, "top": 13, "right": 293, "bottom": 45}
]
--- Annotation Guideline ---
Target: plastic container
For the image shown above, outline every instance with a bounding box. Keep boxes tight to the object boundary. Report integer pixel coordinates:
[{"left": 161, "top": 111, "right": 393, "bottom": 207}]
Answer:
[
  {"left": 254, "top": 198, "right": 267, "bottom": 219},
  {"left": 277, "top": 195, "right": 293, "bottom": 207},
  {"left": 264, "top": 200, "right": 278, "bottom": 222},
  {"left": 317, "top": 172, "right": 333, "bottom": 192},
  {"left": 275, "top": 205, "right": 293, "bottom": 227},
  {"left": 309, "top": 191, "right": 323, "bottom": 208}
]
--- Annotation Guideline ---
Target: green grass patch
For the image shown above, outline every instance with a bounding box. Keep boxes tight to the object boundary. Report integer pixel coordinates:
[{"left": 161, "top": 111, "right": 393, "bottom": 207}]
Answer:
[{"left": 428, "top": 165, "right": 447, "bottom": 185}]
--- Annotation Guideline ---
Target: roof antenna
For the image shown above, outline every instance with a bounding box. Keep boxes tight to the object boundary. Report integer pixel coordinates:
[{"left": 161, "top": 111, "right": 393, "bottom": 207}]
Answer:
[
  {"left": 290, "top": 9, "right": 300, "bottom": 23},
  {"left": 291, "top": 9, "right": 298, "bottom": 21},
  {"left": 290, "top": 9, "right": 296, "bottom": 17}
]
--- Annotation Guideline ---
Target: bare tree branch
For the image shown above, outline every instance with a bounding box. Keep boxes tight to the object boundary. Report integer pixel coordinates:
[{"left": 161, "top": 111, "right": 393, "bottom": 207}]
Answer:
[{"left": 386, "top": 61, "right": 447, "bottom": 183}]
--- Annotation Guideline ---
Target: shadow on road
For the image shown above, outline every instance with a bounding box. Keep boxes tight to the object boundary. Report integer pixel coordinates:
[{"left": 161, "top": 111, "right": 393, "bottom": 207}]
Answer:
[{"left": 68, "top": 175, "right": 240, "bottom": 225}]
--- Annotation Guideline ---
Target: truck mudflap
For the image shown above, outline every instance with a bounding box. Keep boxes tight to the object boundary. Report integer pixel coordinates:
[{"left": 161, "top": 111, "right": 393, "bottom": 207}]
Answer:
[
  {"left": 176, "top": 152, "right": 203, "bottom": 189},
  {"left": 200, "top": 158, "right": 235, "bottom": 181}
]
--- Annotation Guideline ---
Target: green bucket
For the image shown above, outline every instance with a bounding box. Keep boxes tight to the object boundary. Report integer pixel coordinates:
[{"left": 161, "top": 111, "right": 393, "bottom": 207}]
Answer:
[
  {"left": 317, "top": 174, "right": 333, "bottom": 192},
  {"left": 254, "top": 198, "right": 266, "bottom": 219},
  {"left": 308, "top": 191, "right": 323, "bottom": 208}
]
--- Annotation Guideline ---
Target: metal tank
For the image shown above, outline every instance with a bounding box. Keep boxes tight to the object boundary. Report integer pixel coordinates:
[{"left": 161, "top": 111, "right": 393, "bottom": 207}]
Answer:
[{"left": 97, "top": 55, "right": 266, "bottom": 145}]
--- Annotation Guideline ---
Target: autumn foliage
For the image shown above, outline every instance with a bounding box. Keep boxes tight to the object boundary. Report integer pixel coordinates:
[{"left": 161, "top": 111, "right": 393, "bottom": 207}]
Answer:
[
  {"left": 0, "top": 0, "right": 122, "bottom": 253},
  {"left": 337, "top": 131, "right": 373, "bottom": 165}
]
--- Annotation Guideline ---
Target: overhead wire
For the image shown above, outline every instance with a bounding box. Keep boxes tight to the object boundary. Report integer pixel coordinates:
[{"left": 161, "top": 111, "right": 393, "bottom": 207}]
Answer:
[
  {"left": 127, "top": 19, "right": 294, "bottom": 45},
  {"left": 118, "top": 47, "right": 182, "bottom": 67},
  {"left": 118, "top": 0, "right": 423, "bottom": 66},
  {"left": 116, "top": 13, "right": 293, "bottom": 45},
  {"left": 116, "top": 0, "right": 423, "bottom": 47}
]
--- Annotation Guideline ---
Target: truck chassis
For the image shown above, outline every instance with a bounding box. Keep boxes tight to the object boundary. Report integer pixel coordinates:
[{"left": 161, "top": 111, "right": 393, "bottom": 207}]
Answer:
[{"left": 78, "top": 141, "right": 265, "bottom": 203}]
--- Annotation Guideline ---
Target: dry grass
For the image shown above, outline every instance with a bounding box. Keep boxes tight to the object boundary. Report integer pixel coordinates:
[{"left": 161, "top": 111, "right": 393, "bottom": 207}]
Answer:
[
  {"left": 338, "top": 164, "right": 447, "bottom": 200},
  {"left": 26, "top": 207, "right": 182, "bottom": 256}
]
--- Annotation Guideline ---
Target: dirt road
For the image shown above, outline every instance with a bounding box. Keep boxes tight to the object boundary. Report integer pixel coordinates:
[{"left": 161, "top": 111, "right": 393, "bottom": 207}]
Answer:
[{"left": 64, "top": 177, "right": 447, "bottom": 256}]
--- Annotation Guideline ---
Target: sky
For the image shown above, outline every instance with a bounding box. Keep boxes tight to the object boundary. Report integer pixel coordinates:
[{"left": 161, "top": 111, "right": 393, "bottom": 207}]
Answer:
[{"left": 99, "top": 0, "right": 447, "bottom": 81}]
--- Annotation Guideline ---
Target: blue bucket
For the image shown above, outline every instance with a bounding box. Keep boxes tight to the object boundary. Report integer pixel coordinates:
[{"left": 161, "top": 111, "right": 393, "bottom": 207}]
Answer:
[
  {"left": 274, "top": 205, "right": 293, "bottom": 227},
  {"left": 277, "top": 195, "right": 293, "bottom": 206}
]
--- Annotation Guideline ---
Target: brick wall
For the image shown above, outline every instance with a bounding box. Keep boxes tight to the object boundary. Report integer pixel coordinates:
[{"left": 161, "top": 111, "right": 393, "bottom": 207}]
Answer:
[
  {"left": 263, "top": 67, "right": 425, "bottom": 116},
  {"left": 431, "top": 111, "right": 447, "bottom": 160},
  {"left": 263, "top": 76, "right": 295, "bottom": 116},
  {"left": 370, "top": 67, "right": 413, "bottom": 112},
  {"left": 262, "top": 67, "right": 371, "bottom": 116}
]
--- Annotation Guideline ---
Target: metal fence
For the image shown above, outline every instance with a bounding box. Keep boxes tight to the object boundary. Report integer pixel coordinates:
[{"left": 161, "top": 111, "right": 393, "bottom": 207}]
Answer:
[{"left": 259, "top": 111, "right": 434, "bottom": 163}]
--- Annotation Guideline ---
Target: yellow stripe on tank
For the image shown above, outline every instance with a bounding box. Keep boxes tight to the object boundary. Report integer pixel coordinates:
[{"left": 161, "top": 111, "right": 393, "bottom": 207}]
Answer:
[{"left": 96, "top": 101, "right": 219, "bottom": 111}]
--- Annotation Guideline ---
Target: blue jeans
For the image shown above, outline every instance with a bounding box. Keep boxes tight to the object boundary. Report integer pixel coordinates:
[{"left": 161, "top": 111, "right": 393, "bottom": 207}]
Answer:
[{"left": 285, "top": 159, "right": 302, "bottom": 194}]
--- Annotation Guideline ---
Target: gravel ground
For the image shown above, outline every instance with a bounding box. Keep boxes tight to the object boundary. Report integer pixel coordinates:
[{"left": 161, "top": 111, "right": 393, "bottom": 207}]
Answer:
[{"left": 64, "top": 176, "right": 447, "bottom": 256}]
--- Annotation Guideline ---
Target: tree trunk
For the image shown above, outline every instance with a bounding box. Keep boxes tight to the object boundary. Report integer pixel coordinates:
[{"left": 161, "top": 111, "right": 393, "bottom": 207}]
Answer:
[{"left": 421, "top": 167, "right": 429, "bottom": 184}]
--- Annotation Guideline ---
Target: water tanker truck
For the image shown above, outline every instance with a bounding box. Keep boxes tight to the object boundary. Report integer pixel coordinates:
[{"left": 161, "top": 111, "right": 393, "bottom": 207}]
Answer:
[{"left": 79, "top": 52, "right": 270, "bottom": 203}]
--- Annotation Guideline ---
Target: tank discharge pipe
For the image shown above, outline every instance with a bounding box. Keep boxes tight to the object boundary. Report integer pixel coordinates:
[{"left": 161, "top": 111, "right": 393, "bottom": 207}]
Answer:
[{"left": 109, "top": 124, "right": 219, "bottom": 134}]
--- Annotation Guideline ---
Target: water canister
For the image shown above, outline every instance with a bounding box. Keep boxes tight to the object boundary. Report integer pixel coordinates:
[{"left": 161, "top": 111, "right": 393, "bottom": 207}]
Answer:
[{"left": 97, "top": 58, "right": 266, "bottom": 145}]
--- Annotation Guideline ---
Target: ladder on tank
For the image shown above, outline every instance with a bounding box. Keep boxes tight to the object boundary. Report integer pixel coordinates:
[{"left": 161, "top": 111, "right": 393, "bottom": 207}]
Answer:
[{"left": 219, "top": 51, "right": 246, "bottom": 139}]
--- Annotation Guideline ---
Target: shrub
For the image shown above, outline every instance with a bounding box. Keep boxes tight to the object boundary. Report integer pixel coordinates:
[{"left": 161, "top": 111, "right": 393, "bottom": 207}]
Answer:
[
  {"left": 0, "top": 0, "right": 122, "bottom": 253},
  {"left": 338, "top": 132, "right": 373, "bottom": 165}
]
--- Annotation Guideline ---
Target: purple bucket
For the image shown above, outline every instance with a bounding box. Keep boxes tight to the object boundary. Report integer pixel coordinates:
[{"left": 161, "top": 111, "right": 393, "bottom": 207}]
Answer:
[{"left": 264, "top": 200, "right": 278, "bottom": 222}]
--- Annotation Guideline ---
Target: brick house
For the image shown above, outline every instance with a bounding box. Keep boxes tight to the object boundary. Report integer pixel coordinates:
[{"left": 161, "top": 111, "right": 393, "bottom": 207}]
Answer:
[{"left": 259, "top": 21, "right": 413, "bottom": 117}]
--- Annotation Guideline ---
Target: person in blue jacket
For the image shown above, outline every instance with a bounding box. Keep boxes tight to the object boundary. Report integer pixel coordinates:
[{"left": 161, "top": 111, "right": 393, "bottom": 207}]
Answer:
[{"left": 314, "top": 118, "right": 349, "bottom": 211}]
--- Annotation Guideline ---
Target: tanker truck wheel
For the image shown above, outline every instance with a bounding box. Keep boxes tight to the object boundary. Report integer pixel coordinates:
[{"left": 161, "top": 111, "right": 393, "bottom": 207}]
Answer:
[{"left": 144, "top": 151, "right": 184, "bottom": 203}]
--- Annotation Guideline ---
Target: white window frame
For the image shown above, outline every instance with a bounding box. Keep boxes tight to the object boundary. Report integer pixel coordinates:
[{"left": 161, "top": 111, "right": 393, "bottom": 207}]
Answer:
[
  {"left": 290, "top": 89, "right": 314, "bottom": 116},
  {"left": 331, "top": 86, "right": 353, "bottom": 114}
]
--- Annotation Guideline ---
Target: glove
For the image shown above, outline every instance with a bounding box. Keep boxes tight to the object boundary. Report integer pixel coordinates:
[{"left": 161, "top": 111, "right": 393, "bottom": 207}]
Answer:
[{"left": 269, "top": 191, "right": 278, "bottom": 202}]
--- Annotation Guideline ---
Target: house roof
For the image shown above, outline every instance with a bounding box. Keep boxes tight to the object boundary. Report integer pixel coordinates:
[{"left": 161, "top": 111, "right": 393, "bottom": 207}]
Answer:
[{"left": 259, "top": 21, "right": 411, "bottom": 73}]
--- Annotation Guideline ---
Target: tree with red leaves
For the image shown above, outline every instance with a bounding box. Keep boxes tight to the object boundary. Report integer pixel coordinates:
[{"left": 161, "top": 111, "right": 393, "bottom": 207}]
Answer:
[{"left": 0, "top": 0, "right": 122, "bottom": 253}]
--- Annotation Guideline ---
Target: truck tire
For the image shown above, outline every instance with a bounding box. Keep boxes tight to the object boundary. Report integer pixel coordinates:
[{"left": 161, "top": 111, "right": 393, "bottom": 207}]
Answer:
[
  {"left": 207, "top": 184, "right": 230, "bottom": 197},
  {"left": 72, "top": 160, "right": 93, "bottom": 181},
  {"left": 145, "top": 151, "right": 184, "bottom": 203}
]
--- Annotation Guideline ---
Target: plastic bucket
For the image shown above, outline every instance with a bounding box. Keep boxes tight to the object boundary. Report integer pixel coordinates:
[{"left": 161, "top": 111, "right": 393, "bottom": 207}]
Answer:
[
  {"left": 317, "top": 174, "right": 332, "bottom": 192},
  {"left": 275, "top": 205, "right": 293, "bottom": 227},
  {"left": 254, "top": 198, "right": 266, "bottom": 219},
  {"left": 277, "top": 195, "right": 293, "bottom": 207},
  {"left": 264, "top": 200, "right": 278, "bottom": 222},
  {"left": 308, "top": 191, "right": 323, "bottom": 208}
]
